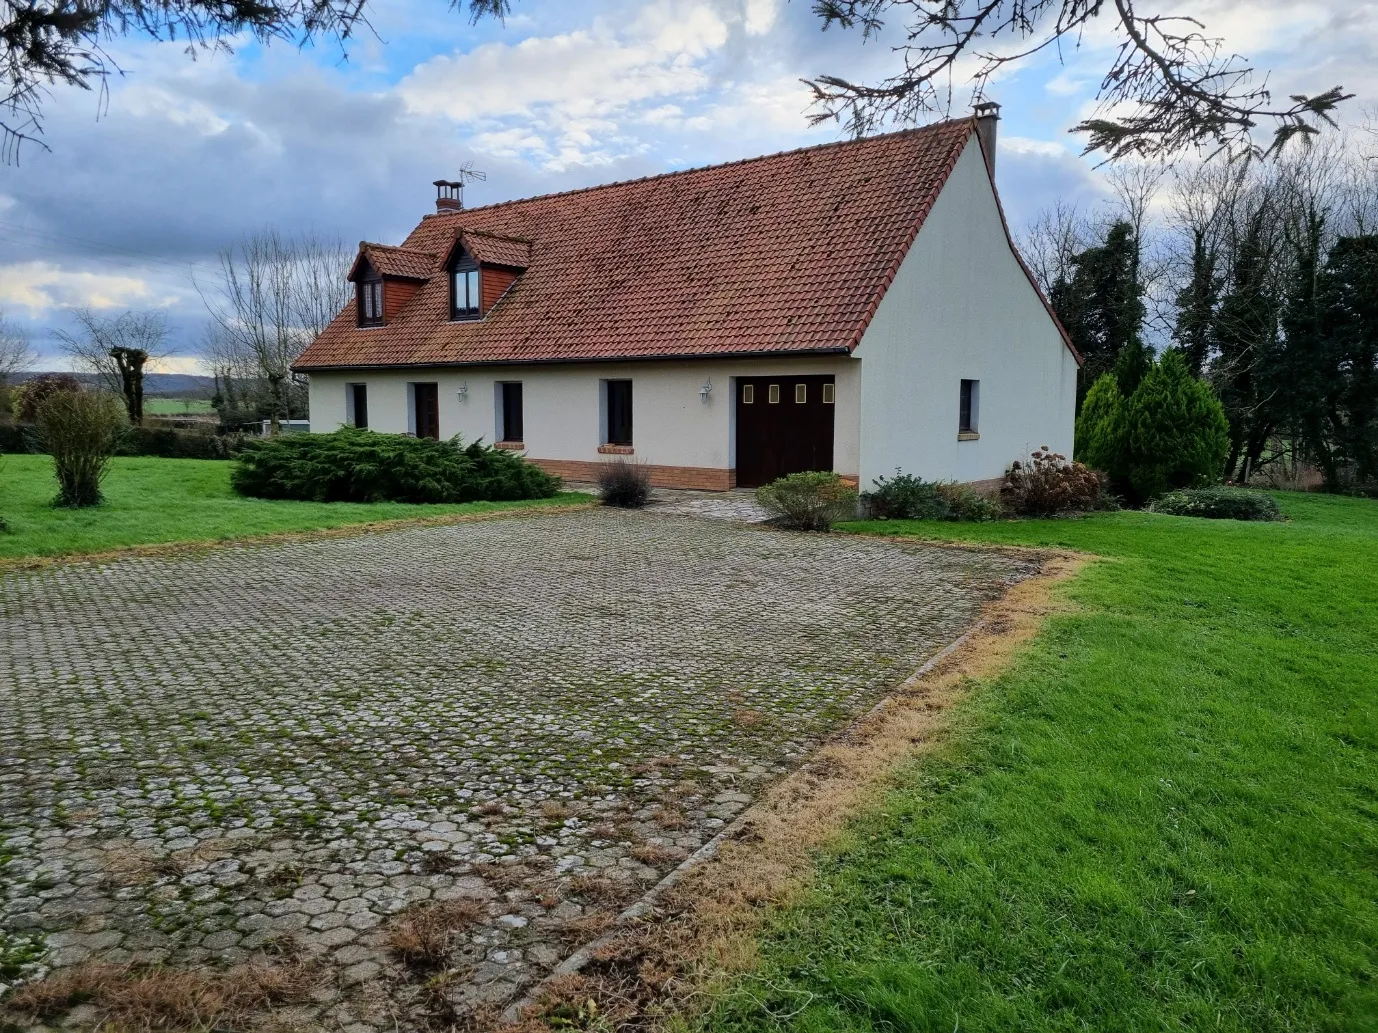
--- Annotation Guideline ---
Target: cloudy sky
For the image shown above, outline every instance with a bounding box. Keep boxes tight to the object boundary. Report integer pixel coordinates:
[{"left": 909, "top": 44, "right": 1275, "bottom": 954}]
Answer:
[{"left": 1, "top": 0, "right": 1374, "bottom": 371}]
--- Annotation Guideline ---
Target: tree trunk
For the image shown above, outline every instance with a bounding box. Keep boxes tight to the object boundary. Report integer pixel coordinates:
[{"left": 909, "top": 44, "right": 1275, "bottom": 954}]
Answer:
[{"left": 268, "top": 373, "right": 285, "bottom": 436}]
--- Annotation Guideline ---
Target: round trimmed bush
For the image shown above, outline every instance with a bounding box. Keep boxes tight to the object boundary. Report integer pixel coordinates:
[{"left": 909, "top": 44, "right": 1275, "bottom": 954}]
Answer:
[{"left": 1150, "top": 487, "right": 1282, "bottom": 521}]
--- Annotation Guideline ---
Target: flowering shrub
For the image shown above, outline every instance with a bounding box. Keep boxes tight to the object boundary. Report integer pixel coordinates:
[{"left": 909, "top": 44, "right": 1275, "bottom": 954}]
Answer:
[{"left": 1002, "top": 448, "right": 1115, "bottom": 517}]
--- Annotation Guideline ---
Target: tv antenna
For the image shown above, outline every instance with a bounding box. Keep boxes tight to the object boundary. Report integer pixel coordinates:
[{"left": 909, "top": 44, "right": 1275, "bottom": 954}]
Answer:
[{"left": 434, "top": 161, "right": 488, "bottom": 212}]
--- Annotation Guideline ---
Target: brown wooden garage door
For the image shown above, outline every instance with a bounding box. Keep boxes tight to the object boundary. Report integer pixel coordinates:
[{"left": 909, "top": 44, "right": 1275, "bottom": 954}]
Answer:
[{"left": 735, "top": 375, "right": 835, "bottom": 488}]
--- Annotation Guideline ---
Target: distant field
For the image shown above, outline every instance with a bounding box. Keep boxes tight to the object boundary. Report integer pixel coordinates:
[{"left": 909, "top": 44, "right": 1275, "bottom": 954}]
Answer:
[
  {"left": 144, "top": 398, "right": 216, "bottom": 415},
  {"left": 0, "top": 455, "right": 591, "bottom": 561}
]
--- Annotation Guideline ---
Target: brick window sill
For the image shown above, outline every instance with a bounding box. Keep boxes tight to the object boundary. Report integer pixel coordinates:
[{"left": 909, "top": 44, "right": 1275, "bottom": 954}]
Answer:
[
  {"left": 495, "top": 440, "right": 525, "bottom": 450},
  {"left": 598, "top": 444, "right": 634, "bottom": 455},
  {"left": 958, "top": 431, "right": 980, "bottom": 441}
]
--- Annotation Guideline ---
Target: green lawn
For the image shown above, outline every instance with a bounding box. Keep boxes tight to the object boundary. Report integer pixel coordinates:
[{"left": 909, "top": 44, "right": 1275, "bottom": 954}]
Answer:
[
  {"left": 0, "top": 454, "right": 590, "bottom": 560},
  {"left": 143, "top": 397, "right": 216, "bottom": 415},
  {"left": 705, "top": 493, "right": 1378, "bottom": 1033}
]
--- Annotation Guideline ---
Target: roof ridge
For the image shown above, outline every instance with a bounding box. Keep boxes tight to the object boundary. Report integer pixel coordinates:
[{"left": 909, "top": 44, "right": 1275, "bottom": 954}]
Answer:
[
  {"left": 459, "top": 228, "right": 534, "bottom": 244},
  {"left": 361, "top": 241, "right": 436, "bottom": 255},
  {"left": 425, "top": 117, "right": 975, "bottom": 220}
]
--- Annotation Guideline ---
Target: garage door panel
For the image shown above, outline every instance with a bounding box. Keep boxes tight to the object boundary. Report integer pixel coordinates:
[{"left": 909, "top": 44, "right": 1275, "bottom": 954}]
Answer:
[{"left": 735, "top": 375, "right": 835, "bottom": 488}]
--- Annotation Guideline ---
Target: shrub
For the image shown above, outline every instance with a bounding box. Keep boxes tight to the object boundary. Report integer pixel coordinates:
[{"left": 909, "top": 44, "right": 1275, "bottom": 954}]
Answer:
[
  {"left": 862, "top": 471, "right": 1002, "bottom": 521},
  {"left": 12, "top": 373, "right": 82, "bottom": 423},
  {"left": 1002, "top": 448, "right": 1113, "bottom": 517},
  {"left": 862, "top": 471, "right": 950, "bottom": 520},
  {"left": 35, "top": 390, "right": 128, "bottom": 508},
  {"left": 1150, "top": 487, "right": 1282, "bottom": 521},
  {"left": 597, "top": 459, "right": 653, "bottom": 508},
  {"left": 1076, "top": 352, "right": 1230, "bottom": 504},
  {"left": 230, "top": 427, "right": 561, "bottom": 503},
  {"left": 936, "top": 481, "right": 1003, "bottom": 521},
  {"left": 756, "top": 471, "right": 858, "bottom": 531}
]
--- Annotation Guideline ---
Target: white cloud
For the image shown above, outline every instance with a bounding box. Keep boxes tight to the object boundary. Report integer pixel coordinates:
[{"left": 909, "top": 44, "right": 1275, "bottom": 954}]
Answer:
[
  {"left": 398, "top": 0, "right": 741, "bottom": 167},
  {"left": 743, "top": 0, "right": 779, "bottom": 36},
  {"left": 0, "top": 262, "right": 160, "bottom": 313}
]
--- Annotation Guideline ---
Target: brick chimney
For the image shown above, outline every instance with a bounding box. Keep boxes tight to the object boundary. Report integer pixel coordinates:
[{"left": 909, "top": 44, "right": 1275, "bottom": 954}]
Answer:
[
  {"left": 973, "top": 101, "right": 1001, "bottom": 179},
  {"left": 434, "top": 180, "right": 464, "bottom": 214}
]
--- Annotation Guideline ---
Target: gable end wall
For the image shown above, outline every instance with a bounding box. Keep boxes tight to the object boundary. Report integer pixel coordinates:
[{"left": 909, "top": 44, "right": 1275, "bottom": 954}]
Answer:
[{"left": 853, "top": 135, "right": 1078, "bottom": 487}]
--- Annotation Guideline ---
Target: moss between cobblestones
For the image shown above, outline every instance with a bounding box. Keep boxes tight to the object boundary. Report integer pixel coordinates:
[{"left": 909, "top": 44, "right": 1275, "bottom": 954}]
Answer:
[{"left": 1, "top": 510, "right": 1030, "bottom": 1031}]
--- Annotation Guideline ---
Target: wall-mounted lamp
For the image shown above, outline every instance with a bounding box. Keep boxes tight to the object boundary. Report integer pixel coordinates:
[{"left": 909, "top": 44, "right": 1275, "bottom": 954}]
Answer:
[
  {"left": 699, "top": 378, "right": 712, "bottom": 405},
  {"left": 456, "top": 381, "right": 469, "bottom": 402}
]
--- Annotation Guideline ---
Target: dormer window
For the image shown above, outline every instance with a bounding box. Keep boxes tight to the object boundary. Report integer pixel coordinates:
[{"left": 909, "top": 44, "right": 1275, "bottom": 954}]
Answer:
[
  {"left": 358, "top": 277, "right": 384, "bottom": 327},
  {"left": 451, "top": 261, "right": 480, "bottom": 320}
]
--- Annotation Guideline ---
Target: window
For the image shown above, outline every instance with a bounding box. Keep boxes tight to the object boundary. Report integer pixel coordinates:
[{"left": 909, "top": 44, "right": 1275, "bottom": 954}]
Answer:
[
  {"left": 606, "top": 380, "right": 633, "bottom": 446},
  {"left": 347, "top": 384, "right": 368, "bottom": 429},
  {"left": 358, "top": 279, "right": 384, "bottom": 326},
  {"left": 794, "top": 383, "right": 807, "bottom": 404},
  {"left": 742, "top": 383, "right": 754, "bottom": 404},
  {"left": 822, "top": 383, "right": 835, "bottom": 404},
  {"left": 500, "top": 382, "right": 524, "bottom": 443},
  {"left": 959, "top": 379, "right": 980, "bottom": 436},
  {"left": 768, "top": 383, "right": 780, "bottom": 404},
  {"left": 451, "top": 264, "right": 481, "bottom": 319}
]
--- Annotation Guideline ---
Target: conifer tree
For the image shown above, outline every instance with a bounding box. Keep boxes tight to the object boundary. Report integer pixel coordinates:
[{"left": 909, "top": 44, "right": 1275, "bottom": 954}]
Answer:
[
  {"left": 1173, "top": 228, "right": 1219, "bottom": 377},
  {"left": 1049, "top": 221, "right": 1147, "bottom": 408},
  {"left": 1211, "top": 209, "right": 1280, "bottom": 480}
]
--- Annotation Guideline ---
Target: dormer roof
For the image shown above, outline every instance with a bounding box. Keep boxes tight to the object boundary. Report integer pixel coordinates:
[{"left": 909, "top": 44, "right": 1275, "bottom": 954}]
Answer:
[
  {"left": 348, "top": 243, "right": 437, "bottom": 283},
  {"left": 456, "top": 230, "right": 532, "bottom": 270}
]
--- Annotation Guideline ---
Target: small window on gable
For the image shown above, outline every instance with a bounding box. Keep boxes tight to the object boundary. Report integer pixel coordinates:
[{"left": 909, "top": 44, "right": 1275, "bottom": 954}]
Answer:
[
  {"left": 959, "top": 379, "right": 980, "bottom": 437},
  {"left": 358, "top": 279, "right": 384, "bottom": 327}
]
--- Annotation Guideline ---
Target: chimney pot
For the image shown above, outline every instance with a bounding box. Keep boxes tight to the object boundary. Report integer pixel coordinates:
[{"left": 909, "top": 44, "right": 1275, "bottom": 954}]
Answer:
[
  {"left": 434, "top": 179, "right": 465, "bottom": 214},
  {"left": 973, "top": 100, "right": 1001, "bottom": 179}
]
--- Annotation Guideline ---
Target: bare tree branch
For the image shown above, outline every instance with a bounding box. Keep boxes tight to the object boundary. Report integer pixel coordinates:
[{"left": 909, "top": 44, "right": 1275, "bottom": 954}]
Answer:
[
  {"left": 0, "top": 306, "right": 36, "bottom": 383},
  {"left": 806, "top": 0, "right": 1351, "bottom": 161}
]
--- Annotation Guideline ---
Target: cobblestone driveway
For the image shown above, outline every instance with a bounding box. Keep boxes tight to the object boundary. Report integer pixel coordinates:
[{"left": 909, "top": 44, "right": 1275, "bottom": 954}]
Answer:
[{"left": 0, "top": 510, "right": 1036, "bottom": 1028}]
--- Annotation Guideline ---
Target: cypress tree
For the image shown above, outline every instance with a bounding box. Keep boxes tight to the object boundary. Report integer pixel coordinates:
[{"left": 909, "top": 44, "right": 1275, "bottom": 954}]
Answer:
[
  {"left": 1049, "top": 220, "right": 1147, "bottom": 408},
  {"left": 1211, "top": 209, "right": 1280, "bottom": 480},
  {"left": 1277, "top": 209, "right": 1335, "bottom": 485},
  {"left": 1319, "top": 235, "right": 1378, "bottom": 483},
  {"left": 1173, "top": 228, "right": 1219, "bottom": 377}
]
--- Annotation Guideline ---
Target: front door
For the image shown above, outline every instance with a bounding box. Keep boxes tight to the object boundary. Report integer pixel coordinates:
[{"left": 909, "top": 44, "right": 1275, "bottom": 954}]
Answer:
[
  {"left": 735, "top": 375, "right": 835, "bottom": 488},
  {"left": 414, "top": 383, "right": 440, "bottom": 440}
]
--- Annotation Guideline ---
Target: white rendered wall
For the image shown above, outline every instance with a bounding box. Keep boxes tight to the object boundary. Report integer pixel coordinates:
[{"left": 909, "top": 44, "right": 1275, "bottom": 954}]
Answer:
[
  {"left": 307, "top": 357, "right": 861, "bottom": 476},
  {"left": 853, "top": 135, "right": 1079, "bottom": 488}
]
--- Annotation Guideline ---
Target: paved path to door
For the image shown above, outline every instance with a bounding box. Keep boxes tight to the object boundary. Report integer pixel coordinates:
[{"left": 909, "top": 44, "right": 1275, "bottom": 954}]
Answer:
[{"left": 0, "top": 510, "right": 1036, "bottom": 1029}]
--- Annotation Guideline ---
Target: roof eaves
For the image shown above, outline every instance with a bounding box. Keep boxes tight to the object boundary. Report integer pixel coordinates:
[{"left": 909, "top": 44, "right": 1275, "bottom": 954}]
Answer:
[{"left": 295, "top": 345, "right": 853, "bottom": 373}]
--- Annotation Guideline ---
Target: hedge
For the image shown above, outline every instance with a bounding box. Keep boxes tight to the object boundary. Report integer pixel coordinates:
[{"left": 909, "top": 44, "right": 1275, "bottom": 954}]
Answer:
[{"left": 230, "top": 427, "right": 562, "bottom": 503}]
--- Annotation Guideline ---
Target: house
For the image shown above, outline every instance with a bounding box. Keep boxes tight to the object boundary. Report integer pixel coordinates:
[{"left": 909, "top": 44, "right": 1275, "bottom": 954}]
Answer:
[{"left": 293, "top": 107, "right": 1080, "bottom": 491}]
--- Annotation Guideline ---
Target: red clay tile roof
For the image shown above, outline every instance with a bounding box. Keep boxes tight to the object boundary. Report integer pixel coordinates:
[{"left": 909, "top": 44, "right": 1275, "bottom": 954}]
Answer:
[
  {"left": 349, "top": 243, "right": 436, "bottom": 282},
  {"left": 297, "top": 118, "right": 1073, "bottom": 370},
  {"left": 460, "top": 230, "right": 532, "bottom": 269}
]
